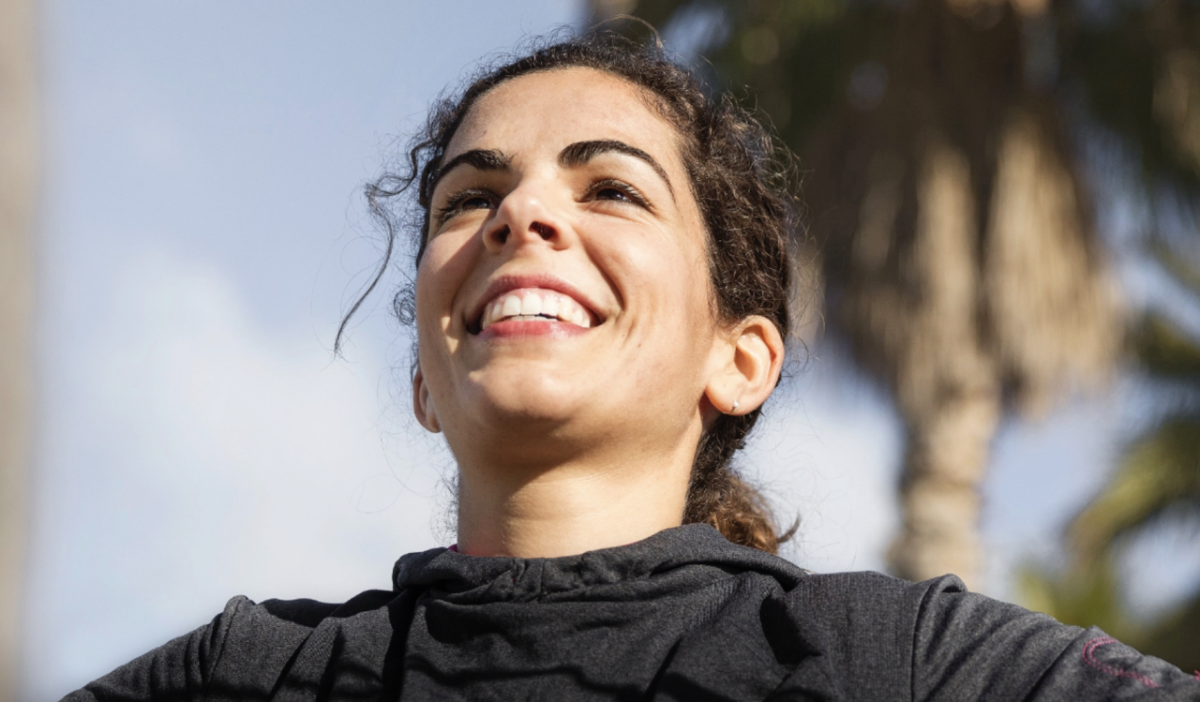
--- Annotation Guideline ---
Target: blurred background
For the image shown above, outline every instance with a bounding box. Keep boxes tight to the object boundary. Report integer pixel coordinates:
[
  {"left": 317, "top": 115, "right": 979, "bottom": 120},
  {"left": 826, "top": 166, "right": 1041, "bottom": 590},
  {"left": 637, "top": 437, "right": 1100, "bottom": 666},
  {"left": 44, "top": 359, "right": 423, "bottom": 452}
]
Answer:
[{"left": 1, "top": 0, "right": 1197, "bottom": 698}]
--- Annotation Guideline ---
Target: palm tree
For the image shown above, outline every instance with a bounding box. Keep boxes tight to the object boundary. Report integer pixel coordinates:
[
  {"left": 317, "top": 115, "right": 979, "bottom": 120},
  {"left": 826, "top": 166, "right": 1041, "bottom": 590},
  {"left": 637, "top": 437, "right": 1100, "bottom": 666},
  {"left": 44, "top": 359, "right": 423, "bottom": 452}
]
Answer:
[
  {"left": 1022, "top": 244, "right": 1200, "bottom": 672},
  {"left": 595, "top": 0, "right": 1127, "bottom": 588},
  {"left": 0, "top": 0, "right": 38, "bottom": 697}
]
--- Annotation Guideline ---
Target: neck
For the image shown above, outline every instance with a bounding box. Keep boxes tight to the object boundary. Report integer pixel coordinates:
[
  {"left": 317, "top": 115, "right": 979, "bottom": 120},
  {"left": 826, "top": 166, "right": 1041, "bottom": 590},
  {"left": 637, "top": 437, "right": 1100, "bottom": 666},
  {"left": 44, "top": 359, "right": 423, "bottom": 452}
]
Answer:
[{"left": 453, "top": 439, "right": 696, "bottom": 558}]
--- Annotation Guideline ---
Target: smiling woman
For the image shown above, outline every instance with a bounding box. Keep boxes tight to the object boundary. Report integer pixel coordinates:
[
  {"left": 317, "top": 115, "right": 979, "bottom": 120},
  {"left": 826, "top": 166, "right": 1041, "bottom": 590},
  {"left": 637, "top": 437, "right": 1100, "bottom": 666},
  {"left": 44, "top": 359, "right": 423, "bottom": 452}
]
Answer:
[
  {"left": 64, "top": 31, "right": 1200, "bottom": 702},
  {"left": 409, "top": 64, "right": 791, "bottom": 560}
]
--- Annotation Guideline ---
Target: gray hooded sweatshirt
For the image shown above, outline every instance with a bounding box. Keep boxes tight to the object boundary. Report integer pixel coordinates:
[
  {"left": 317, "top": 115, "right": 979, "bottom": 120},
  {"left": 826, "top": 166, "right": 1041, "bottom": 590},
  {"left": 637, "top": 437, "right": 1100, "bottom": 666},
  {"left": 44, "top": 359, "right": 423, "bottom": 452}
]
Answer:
[{"left": 65, "top": 524, "right": 1200, "bottom": 701}]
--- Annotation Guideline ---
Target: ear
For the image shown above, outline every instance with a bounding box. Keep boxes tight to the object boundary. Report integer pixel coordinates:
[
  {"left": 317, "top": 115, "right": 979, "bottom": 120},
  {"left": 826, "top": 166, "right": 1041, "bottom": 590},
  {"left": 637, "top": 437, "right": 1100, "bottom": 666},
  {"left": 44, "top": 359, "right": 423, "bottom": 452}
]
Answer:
[
  {"left": 704, "top": 315, "right": 785, "bottom": 416},
  {"left": 412, "top": 365, "right": 442, "bottom": 433}
]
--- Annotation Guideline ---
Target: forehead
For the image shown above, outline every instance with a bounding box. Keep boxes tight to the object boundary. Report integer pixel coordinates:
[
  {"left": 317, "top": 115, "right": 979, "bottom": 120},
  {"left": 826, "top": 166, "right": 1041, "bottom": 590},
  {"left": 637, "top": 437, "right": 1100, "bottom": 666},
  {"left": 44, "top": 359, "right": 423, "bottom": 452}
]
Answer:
[{"left": 446, "top": 67, "right": 682, "bottom": 165}]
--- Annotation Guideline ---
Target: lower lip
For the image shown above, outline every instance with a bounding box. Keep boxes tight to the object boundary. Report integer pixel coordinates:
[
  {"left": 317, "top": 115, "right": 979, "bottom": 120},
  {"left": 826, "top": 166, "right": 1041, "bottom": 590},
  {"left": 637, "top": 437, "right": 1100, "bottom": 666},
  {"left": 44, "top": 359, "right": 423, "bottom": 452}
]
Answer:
[{"left": 477, "top": 319, "right": 592, "bottom": 340}]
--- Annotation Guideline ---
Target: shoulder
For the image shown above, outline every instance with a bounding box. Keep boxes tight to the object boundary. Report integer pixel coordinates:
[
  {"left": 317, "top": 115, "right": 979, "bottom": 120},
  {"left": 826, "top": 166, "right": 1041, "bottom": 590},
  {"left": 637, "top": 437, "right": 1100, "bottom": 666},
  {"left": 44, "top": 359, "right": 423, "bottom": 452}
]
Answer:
[
  {"left": 769, "top": 571, "right": 957, "bottom": 699},
  {"left": 785, "top": 569, "right": 1041, "bottom": 636},
  {"left": 786, "top": 573, "right": 1058, "bottom": 664},
  {"left": 64, "top": 589, "right": 397, "bottom": 702},
  {"left": 769, "top": 571, "right": 1050, "bottom": 701},
  {"left": 781, "top": 572, "right": 1200, "bottom": 701},
  {"left": 783, "top": 570, "right": 964, "bottom": 633},
  {"left": 789, "top": 568, "right": 949, "bottom": 600},
  {"left": 251, "top": 588, "right": 397, "bottom": 628},
  {"left": 210, "top": 588, "right": 398, "bottom": 670}
]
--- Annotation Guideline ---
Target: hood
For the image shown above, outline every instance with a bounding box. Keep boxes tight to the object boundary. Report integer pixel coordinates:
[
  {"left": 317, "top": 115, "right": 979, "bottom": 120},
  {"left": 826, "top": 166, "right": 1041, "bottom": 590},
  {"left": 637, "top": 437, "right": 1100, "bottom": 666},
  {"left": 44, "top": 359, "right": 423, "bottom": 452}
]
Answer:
[{"left": 391, "top": 523, "right": 807, "bottom": 604}]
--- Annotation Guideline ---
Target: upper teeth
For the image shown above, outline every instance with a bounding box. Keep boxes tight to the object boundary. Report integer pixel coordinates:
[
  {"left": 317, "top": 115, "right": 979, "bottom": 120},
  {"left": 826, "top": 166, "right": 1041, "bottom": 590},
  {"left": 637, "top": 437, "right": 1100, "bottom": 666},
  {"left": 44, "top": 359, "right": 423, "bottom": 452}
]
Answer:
[{"left": 481, "top": 289, "right": 593, "bottom": 331}]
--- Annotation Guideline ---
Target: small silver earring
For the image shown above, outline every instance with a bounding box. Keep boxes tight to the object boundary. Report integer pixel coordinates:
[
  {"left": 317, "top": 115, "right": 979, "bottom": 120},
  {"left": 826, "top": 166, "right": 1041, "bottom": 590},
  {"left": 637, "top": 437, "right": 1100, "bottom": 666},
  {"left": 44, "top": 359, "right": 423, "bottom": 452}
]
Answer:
[{"left": 731, "top": 400, "right": 740, "bottom": 413}]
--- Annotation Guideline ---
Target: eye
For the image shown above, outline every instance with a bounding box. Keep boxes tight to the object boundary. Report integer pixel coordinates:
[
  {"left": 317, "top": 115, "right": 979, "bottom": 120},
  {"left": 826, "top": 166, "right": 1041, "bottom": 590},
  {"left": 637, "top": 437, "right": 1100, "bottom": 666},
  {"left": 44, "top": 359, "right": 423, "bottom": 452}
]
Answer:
[
  {"left": 586, "top": 179, "right": 651, "bottom": 209},
  {"left": 436, "top": 188, "right": 498, "bottom": 222},
  {"left": 594, "top": 186, "right": 632, "bottom": 202},
  {"left": 459, "top": 194, "right": 493, "bottom": 210}
]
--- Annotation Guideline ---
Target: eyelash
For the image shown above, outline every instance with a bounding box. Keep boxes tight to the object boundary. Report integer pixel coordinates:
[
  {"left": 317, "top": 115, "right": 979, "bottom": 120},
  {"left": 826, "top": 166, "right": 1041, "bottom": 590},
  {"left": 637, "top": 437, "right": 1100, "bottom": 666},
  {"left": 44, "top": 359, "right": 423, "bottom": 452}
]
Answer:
[
  {"left": 435, "top": 188, "right": 497, "bottom": 222},
  {"left": 585, "top": 179, "right": 652, "bottom": 210},
  {"left": 434, "top": 178, "right": 652, "bottom": 223}
]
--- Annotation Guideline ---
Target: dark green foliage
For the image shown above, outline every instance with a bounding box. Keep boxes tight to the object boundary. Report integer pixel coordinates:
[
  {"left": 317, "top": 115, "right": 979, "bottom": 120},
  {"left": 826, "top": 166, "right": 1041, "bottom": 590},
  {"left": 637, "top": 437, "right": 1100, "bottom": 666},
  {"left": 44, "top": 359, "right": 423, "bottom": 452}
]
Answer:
[
  {"left": 1066, "top": 0, "right": 1200, "bottom": 192},
  {"left": 1141, "top": 594, "right": 1200, "bottom": 674},
  {"left": 1135, "top": 313, "right": 1200, "bottom": 382},
  {"left": 1028, "top": 245, "right": 1200, "bottom": 673}
]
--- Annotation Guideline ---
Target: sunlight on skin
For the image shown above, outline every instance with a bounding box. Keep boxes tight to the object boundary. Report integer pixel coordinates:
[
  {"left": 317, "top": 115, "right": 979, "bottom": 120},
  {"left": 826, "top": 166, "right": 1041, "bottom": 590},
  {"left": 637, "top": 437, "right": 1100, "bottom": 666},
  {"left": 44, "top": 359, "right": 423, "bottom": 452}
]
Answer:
[{"left": 411, "top": 68, "right": 784, "bottom": 558}]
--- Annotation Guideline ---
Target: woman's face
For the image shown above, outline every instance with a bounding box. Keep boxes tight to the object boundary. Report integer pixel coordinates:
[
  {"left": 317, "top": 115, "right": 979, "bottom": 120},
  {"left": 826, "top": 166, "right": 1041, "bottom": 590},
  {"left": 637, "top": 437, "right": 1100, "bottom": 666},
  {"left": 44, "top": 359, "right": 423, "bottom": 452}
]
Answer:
[{"left": 415, "top": 67, "right": 725, "bottom": 467}]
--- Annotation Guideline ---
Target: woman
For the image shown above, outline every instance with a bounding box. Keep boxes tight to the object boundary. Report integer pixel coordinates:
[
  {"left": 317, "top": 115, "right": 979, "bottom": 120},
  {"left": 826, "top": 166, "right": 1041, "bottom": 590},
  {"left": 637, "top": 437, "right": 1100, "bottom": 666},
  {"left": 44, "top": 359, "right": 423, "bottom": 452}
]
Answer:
[{"left": 68, "top": 32, "right": 1199, "bottom": 701}]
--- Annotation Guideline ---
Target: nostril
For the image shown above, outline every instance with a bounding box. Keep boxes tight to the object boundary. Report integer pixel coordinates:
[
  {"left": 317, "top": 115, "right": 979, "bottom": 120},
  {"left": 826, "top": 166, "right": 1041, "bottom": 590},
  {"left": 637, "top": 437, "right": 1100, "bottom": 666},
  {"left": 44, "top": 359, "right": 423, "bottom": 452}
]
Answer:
[
  {"left": 494, "top": 225, "right": 510, "bottom": 245},
  {"left": 531, "top": 222, "right": 555, "bottom": 240}
]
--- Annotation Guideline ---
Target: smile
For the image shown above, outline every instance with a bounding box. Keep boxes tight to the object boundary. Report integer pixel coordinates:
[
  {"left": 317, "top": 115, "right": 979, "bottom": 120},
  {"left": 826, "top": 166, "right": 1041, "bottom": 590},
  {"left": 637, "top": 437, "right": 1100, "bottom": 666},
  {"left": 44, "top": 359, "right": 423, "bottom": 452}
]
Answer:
[{"left": 479, "top": 288, "right": 595, "bottom": 331}]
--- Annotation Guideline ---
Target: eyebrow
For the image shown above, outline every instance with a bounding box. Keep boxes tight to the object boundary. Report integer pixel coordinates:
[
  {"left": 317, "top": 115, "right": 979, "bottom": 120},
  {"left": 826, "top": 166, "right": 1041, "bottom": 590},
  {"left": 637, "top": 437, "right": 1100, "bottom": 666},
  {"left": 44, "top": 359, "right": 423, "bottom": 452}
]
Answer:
[
  {"left": 432, "top": 148, "right": 512, "bottom": 191},
  {"left": 559, "top": 139, "right": 675, "bottom": 199},
  {"left": 430, "top": 140, "right": 676, "bottom": 200}
]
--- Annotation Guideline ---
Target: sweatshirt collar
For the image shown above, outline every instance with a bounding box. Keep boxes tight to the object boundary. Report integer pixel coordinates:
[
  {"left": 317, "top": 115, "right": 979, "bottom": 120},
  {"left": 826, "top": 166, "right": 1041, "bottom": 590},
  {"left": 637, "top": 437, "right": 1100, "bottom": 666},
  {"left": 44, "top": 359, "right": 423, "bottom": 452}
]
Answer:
[{"left": 392, "top": 523, "right": 806, "bottom": 603}]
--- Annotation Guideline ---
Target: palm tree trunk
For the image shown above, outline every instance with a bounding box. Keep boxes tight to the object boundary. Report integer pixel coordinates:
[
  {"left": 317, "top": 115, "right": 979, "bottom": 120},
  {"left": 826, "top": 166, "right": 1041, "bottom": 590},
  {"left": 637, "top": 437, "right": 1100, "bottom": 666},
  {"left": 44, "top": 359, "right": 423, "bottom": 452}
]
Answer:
[
  {"left": 814, "top": 0, "right": 1115, "bottom": 588},
  {"left": 890, "top": 391, "right": 1000, "bottom": 585},
  {"left": 881, "top": 139, "right": 1001, "bottom": 588},
  {"left": 0, "top": 0, "right": 38, "bottom": 696}
]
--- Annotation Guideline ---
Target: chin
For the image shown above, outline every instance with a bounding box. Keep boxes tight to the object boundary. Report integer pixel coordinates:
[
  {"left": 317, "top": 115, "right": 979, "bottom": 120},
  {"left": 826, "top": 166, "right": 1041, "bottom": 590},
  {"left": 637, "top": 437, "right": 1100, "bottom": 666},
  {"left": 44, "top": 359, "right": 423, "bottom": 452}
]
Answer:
[{"left": 469, "top": 369, "right": 591, "bottom": 426}]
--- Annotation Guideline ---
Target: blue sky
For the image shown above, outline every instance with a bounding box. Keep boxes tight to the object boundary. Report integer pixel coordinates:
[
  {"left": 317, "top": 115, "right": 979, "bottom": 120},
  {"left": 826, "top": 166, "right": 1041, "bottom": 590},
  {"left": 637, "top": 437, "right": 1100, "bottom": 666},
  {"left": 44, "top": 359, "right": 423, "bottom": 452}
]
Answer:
[{"left": 23, "top": 1, "right": 1197, "bottom": 698}]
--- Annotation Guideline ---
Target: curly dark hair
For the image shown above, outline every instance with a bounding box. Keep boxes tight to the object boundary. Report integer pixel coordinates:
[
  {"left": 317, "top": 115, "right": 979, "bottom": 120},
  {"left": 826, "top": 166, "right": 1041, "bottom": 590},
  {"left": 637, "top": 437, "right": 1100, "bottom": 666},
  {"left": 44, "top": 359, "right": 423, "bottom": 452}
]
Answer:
[{"left": 339, "top": 30, "right": 801, "bottom": 554}]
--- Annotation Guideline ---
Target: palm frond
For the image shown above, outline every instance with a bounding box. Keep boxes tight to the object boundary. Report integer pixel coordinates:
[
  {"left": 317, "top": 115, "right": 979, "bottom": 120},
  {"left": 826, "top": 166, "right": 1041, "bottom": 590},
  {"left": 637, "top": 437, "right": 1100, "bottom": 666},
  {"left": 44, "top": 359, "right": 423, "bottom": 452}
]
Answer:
[
  {"left": 1063, "top": 0, "right": 1200, "bottom": 190},
  {"left": 1018, "top": 558, "right": 1134, "bottom": 637},
  {"left": 1140, "top": 590, "right": 1200, "bottom": 673},
  {"left": 1151, "top": 241, "right": 1200, "bottom": 303},
  {"left": 1068, "top": 414, "right": 1200, "bottom": 564},
  {"left": 1133, "top": 312, "right": 1200, "bottom": 382},
  {"left": 1019, "top": 557, "right": 1200, "bottom": 671}
]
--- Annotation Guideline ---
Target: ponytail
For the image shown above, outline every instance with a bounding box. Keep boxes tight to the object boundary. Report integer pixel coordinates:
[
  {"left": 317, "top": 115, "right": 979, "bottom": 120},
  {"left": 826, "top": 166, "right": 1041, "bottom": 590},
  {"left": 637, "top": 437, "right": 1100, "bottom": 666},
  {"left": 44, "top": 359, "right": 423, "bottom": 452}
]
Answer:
[{"left": 686, "top": 412, "right": 796, "bottom": 554}]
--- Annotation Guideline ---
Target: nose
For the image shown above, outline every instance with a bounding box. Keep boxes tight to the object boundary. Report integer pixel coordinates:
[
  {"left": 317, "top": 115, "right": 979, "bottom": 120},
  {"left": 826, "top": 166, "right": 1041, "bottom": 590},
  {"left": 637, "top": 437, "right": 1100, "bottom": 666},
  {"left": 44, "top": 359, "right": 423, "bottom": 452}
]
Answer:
[{"left": 483, "top": 184, "right": 565, "bottom": 253}]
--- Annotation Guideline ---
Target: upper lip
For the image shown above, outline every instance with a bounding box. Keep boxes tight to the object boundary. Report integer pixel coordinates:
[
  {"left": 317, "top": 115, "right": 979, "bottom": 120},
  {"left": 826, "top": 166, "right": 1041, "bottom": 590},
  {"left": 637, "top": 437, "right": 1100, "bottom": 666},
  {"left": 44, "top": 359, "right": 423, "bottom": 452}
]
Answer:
[{"left": 467, "top": 273, "right": 603, "bottom": 333}]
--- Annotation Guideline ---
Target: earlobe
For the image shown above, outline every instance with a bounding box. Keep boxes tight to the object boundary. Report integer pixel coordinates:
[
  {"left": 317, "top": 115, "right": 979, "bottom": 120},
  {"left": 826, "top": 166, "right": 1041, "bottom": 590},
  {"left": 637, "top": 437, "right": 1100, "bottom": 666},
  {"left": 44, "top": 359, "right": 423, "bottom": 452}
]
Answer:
[
  {"left": 412, "top": 366, "right": 442, "bottom": 433},
  {"left": 704, "top": 316, "right": 785, "bottom": 416}
]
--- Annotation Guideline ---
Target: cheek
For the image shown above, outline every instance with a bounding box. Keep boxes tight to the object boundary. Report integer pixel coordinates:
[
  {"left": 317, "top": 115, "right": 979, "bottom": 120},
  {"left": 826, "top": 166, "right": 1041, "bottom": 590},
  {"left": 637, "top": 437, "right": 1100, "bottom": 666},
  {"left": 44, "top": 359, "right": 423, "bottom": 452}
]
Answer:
[
  {"left": 413, "top": 241, "right": 470, "bottom": 405},
  {"left": 412, "top": 253, "right": 461, "bottom": 395},
  {"left": 413, "top": 259, "right": 444, "bottom": 345},
  {"left": 644, "top": 234, "right": 713, "bottom": 330},
  {"left": 607, "top": 230, "right": 715, "bottom": 353},
  {"left": 655, "top": 237, "right": 719, "bottom": 372},
  {"left": 415, "top": 234, "right": 471, "bottom": 330}
]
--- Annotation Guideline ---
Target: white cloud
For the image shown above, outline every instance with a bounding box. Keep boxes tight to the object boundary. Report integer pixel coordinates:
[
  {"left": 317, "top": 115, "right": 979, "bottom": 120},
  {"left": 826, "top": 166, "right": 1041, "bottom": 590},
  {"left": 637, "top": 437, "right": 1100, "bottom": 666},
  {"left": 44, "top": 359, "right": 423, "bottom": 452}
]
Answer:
[
  {"left": 745, "top": 373, "right": 901, "bottom": 574},
  {"left": 27, "top": 251, "right": 446, "bottom": 697}
]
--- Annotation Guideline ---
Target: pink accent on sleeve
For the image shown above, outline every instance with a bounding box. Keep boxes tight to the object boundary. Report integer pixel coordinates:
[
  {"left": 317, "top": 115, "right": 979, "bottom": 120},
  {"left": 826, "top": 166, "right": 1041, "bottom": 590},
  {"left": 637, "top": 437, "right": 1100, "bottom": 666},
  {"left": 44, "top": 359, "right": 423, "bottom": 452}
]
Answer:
[
  {"left": 448, "top": 544, "right": 458, "bottom": 552},
  {"left": 1082, "top": 637, "right": 1158, "bottom": 689}
]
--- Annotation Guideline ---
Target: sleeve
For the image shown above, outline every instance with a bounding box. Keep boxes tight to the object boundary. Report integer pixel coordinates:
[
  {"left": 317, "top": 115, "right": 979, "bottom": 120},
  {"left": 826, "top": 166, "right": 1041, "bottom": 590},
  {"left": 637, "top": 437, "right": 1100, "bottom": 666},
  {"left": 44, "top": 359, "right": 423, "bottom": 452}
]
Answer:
[
  {"left": 912, "top": 576, "right": 1200, "bottom": 701},
  {"left": 60, "top": 591, "right": 391, "bottom": 702},
  {"left": 59, "top": 596, "right": 251, "bottom": 702}
]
